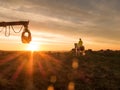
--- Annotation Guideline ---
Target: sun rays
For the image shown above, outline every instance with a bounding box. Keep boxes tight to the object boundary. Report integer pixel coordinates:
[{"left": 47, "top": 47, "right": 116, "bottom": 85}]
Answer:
[
  {"left": 0, "top": 51, "right": 65, "bottom": 90},
  {"left": 0, "top": 51, "right": 62, "bottom": 82},
  {"left": 0, "top": 51, "right": 84, "bottom": 90},
  {"left": 0, "top": 52, "right": 22, "bottom": 65},
  {"left": 26, "top": 51, "right": 34, "bottom": 77},
  {"left": 12, "top": 60, "right": 26, "bottom": 80}
]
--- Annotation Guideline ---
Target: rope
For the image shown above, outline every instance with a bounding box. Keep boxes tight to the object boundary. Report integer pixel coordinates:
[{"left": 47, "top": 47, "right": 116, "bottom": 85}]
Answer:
[
  {"left": 0, "top": 27, "right": 4, "bottom": 32},
  {"left": 11, "top": 25, "right": 23, "bottom": 33},
  {"left": 0, "top": 25, "right": 25, "bottom": 37},
  {"left": 5, "top": 26, "right": 10, "bottom": 37}
]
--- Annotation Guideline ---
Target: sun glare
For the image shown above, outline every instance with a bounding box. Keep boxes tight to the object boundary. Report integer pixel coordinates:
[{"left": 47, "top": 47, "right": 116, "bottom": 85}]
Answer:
[{"left": 26, "top": 43, "right": 40, "bottom": 51}]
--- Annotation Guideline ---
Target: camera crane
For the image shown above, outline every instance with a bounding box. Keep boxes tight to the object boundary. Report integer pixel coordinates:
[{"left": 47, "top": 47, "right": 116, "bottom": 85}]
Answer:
[{"left": 0, "top": 21, "right": 31, "bottom": 43}]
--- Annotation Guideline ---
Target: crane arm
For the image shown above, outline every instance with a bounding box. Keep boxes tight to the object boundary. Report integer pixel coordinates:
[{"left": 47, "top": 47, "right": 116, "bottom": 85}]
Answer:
[{"left": 0, "top": 21, "right": 29, "bottom": 27}]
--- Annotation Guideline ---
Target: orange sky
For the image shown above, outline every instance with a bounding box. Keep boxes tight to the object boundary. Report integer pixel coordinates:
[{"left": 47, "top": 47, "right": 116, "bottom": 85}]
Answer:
[{"left": 0, "top": 0, "right": 120, "bottom": 51}]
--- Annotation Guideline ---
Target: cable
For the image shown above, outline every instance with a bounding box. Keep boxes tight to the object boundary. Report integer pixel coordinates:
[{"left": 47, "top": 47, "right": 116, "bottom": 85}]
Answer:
[{"left": 11, "top": 25, "right": 23, "bottom": 33}]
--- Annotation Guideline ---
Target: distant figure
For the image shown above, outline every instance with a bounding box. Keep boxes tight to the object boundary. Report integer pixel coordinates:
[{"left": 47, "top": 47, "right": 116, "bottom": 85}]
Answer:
[
  {"left": 78, "top": 38, "right": 85, "bottom": 55},
  {"left": 72, "top": 38, "right": 85, "bottom": 56},
  {"left": 78, "top": 38, "right": 83, "bottom": 48}
]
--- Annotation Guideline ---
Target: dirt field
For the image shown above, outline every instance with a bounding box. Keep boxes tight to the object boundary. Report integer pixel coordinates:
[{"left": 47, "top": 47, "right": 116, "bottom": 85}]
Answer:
[{"left": 0, "top": 50, "right": 120, "bottom": 90}]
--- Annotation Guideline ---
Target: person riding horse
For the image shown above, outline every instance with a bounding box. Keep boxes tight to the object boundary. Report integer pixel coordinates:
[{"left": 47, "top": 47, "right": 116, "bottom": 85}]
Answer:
[
  {"left": 72, "top": 38, "right": 85, "bottom": 56},
  {"left": 78, "top": 38, "right": 84, "bottom": 51}
]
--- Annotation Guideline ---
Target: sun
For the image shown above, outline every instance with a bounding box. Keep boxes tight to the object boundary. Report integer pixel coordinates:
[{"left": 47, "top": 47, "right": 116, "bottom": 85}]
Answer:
[{"left": 26, "top": 43, "right": 40, "bottom": 51}]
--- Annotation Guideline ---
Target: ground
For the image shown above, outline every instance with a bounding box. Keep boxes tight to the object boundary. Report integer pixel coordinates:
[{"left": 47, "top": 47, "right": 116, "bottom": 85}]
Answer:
[{"left": 0, "top": 50, "right": 120, "bottom": 90}]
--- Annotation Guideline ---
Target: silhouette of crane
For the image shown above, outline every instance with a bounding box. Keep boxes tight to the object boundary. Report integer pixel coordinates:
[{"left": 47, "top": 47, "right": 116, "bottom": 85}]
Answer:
[{"left": 0, "top": 21, "right": 31, "bottom": 43}]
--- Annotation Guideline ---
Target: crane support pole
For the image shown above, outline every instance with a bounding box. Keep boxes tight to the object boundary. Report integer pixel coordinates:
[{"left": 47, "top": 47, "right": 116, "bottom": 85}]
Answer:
[{"left": 0, "top": 21, "right": 29, "bottom": 27}]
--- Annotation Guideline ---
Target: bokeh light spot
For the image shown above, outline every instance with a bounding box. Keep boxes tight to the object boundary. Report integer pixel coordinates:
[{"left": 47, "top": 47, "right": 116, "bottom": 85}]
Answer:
[
  {"left": 50, "top": 75, "right": 57, "bottom": 83},
  {"left": 47, "top": 85, "right": 54, "bottom": 90},
  {"left": 68, "top": 81, "right": 75, "bottom": 90},
  {"left": 72, "top": 58, "right": 79, "bottom": 69}
]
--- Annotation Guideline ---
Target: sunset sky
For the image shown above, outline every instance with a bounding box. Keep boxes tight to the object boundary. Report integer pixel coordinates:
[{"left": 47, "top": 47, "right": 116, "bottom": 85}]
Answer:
[{"left": 0, "top": 0, "right": 120, "bottom": 51}]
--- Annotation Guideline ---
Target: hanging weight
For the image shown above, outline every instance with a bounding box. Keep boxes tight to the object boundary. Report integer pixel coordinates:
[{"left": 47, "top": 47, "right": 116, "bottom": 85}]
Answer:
[{"left": 21, "top": 29, "right": 31, "bottom": 43}]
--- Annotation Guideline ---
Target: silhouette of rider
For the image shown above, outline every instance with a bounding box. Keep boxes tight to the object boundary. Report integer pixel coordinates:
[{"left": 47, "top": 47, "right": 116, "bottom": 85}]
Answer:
[{"left": 78, "top": 38, "right": 83, "bottom": 48}]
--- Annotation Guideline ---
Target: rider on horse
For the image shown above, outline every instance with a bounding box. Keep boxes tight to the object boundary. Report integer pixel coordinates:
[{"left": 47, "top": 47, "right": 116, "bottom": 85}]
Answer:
[
  {"left": 78, "top": 38, "right": 83, "bottom": 48},
  {"left": 78, "top": 38, "right": 84, "bottom": 51}
]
